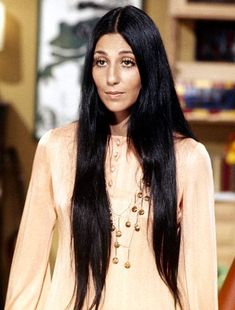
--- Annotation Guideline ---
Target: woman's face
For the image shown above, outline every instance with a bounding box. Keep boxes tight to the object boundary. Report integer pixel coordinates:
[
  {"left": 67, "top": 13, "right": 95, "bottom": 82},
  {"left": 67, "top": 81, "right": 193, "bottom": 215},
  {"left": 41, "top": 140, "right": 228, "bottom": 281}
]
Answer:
[{"left": 92, "top": 33, "right": 141, "bottom": 123}]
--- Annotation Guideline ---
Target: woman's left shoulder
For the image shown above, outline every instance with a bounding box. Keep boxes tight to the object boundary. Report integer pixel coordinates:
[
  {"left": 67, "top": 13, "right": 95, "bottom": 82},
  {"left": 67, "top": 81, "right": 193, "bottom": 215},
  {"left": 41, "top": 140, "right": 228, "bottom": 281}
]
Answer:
[{"left": 174, "top": 137, "right": 211, "bottom": 168}]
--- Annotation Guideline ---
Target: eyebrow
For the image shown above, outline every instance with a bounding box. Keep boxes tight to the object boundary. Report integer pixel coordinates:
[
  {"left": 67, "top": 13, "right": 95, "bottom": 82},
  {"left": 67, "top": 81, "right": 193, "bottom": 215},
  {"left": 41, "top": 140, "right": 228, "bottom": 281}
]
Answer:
[{"left": 94, "top": 50, "right": 134, "bottom": 55}]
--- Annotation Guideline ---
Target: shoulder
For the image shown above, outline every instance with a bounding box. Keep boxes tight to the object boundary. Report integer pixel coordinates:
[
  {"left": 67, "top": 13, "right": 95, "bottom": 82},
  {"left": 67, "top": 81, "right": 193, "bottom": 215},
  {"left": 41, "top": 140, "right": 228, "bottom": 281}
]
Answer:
[
  {"left": 174, "top": 137, "right": 212, "bottom": 174},
  {"left": 38, "top": 122, "right": 77, "bottom": 150},
  {"left": 36, "top": 122, "right": 77, "bottom": 166}
]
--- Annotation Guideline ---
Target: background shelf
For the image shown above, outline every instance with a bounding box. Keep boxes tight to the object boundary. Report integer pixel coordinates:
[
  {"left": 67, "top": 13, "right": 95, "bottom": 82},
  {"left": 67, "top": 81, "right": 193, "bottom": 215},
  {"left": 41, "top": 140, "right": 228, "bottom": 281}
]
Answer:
[
  {"left": 215, "top": 191, "right": 235, "bottom": 202},
  {"left": 184, "top": 109, "right": 235, "bottom": 123},
  {"left": 170, "top": 0, "right": 235, "bottom": 20},
  {"left": 176, "top": 61, "right": 235, "bottom": 82}
]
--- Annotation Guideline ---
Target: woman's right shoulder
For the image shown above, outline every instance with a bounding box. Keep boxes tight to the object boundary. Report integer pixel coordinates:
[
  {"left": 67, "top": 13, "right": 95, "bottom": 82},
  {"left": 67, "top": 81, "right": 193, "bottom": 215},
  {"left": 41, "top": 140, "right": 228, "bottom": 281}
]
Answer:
[
  {"left": 38, "top": 122, "right": 78, "bottom": 158},
  {"left": 38, "top": 121, "right": 78, "bottom": 149}
]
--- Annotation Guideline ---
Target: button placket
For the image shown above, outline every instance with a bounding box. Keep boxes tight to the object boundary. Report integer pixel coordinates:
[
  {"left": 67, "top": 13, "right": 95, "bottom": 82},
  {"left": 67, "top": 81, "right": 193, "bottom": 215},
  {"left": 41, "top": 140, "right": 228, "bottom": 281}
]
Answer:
[{"left": 107, "top": 137, "right": 123, "bottom": 193}]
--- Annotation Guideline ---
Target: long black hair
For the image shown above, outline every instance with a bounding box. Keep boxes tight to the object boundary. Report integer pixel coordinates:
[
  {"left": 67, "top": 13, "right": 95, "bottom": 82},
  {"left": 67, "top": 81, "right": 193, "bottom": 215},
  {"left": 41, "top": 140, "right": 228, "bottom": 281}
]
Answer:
[{"left": 71, "top": 5, "right": 194, "bottom": 310}]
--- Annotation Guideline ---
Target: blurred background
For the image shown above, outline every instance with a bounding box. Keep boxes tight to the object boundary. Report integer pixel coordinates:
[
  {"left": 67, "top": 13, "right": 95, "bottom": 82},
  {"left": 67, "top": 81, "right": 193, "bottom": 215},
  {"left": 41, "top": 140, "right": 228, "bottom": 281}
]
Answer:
[{"left": 0, "top": 0, "right": 235, "bottom": 307}]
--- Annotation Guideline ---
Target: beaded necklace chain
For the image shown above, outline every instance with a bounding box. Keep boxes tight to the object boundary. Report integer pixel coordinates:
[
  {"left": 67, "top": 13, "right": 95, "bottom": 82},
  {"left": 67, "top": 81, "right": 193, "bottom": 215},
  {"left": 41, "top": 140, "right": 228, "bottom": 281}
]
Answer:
[
  {"left": 107, "top": 137, "right": 150, "bottom": 269},
  {"left": 110, "top": 179, "right": 150, "bottom": 269}
]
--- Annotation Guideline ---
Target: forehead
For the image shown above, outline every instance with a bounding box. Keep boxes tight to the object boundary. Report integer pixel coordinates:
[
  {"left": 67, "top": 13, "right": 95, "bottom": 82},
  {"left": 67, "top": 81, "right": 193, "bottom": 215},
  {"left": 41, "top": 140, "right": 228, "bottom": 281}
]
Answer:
[{"left": 94, "top": 33, "right": 133, "bottom": 54}]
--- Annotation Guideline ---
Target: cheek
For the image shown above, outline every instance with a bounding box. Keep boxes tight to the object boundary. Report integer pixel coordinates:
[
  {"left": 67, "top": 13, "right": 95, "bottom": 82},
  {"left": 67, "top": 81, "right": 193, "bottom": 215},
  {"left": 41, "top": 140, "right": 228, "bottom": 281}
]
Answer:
[
  {"left": 132, "top": 80, "right": 141, "bottom": 102},
  {"left": 125, "top": 71, "right": 141, "bottom": 91},
  {"left": 130, "top": 76, "right": 141, "bottom": 96}
]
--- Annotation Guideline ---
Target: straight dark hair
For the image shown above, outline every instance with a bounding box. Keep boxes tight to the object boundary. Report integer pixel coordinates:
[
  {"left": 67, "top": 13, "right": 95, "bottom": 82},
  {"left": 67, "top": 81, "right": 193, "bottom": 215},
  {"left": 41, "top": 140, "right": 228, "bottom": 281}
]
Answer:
[{"left": 71, "top": 5, "right": 195, "bottom": 310}]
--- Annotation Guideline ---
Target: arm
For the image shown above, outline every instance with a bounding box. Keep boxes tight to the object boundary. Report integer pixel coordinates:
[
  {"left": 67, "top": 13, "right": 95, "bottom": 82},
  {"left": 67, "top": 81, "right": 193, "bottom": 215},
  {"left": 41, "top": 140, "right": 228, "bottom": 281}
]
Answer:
[
  {"left": 181, "top": 143, "right": 218, "bottom": 310},
  {"left": 219, "top": 258, "right": 235, "bottom": 310},
  {"left": 5, "top": 130, "right": 57, "bottom": 309}
]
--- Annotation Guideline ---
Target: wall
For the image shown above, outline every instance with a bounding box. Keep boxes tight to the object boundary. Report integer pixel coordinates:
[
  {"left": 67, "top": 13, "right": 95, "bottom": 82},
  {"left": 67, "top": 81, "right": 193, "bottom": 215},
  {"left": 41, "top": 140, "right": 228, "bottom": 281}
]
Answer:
[
  {"left": 0, "top": 1, "right": 39, "bottom": 304},
  {"left": 145, "top": 0, "right": 169, "bottom": 44},
  {"left": 0, "top": 0, "right": 39, "bottom": 186}
]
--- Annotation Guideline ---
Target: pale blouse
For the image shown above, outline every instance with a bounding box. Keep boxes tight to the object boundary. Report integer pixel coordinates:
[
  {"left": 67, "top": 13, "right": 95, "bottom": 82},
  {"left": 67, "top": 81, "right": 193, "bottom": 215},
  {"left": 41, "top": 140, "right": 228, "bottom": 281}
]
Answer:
[{"left": 5, "top": 123, "right": 218, "bottom": 310}]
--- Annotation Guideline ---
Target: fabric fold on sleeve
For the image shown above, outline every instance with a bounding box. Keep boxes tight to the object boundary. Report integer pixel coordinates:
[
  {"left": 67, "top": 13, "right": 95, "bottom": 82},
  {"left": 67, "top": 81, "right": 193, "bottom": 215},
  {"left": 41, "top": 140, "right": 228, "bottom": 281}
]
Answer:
[
  {"left": 5, "top": 130, "right": 57, "bottom": 310},
  {"left": 181, "top": 142, "right": 218, "bottom": 310}
]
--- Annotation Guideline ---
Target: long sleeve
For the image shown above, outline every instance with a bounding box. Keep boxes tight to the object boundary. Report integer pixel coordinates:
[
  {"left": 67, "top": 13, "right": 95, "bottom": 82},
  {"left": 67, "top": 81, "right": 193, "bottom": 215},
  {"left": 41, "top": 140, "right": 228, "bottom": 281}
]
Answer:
[
  {"left": 180, "top": 143, "right": 218, "bottom": 310},
  {"left": 5, "top": 130, "right": 57, "bottom": 309}
]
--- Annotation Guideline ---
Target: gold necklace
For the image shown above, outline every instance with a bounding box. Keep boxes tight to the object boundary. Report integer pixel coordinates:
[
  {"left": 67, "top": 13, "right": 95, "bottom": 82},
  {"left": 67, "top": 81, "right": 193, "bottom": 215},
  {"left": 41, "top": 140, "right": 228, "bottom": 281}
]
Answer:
[
  {"left": 106, "top": 136, "right": 150, "bottom": 269},
  {"left": 110, "top": 180, "right": 150, "bottom": 269}
]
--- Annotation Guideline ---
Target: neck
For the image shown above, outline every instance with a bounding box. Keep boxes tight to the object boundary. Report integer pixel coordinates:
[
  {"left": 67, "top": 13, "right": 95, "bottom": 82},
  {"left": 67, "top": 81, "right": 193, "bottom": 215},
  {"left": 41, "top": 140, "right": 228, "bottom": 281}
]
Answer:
[{"left": 110, "top": 115, "right": 129, "bottom": 136}]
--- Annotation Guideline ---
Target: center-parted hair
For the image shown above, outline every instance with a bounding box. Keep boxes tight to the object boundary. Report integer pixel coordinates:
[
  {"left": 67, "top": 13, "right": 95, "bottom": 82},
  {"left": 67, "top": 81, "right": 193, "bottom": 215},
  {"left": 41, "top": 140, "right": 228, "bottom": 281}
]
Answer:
[{"left": 71, "top": 5, "right": 194, "bottom": 310}]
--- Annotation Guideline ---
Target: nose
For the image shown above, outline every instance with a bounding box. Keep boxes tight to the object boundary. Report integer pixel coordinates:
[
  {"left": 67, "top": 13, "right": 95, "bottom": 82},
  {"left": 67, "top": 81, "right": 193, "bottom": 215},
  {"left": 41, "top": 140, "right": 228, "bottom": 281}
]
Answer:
[{"left": 107, "top": 64, "right": 120, "bottom": 86}]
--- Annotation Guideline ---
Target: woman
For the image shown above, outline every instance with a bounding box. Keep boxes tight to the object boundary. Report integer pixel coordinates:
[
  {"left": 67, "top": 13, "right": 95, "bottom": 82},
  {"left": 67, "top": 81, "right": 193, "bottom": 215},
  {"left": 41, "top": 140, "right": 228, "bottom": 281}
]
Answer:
[{"left": 5, "top": 5, "right": 218, "bottom": 310}]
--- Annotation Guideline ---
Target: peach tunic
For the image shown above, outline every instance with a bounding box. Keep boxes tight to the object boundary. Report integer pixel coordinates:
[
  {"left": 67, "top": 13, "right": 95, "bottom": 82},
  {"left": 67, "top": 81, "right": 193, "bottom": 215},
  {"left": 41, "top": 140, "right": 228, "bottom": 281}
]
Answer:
[{"left": 5, "top": 123, "right": 218, "bottom": 310}]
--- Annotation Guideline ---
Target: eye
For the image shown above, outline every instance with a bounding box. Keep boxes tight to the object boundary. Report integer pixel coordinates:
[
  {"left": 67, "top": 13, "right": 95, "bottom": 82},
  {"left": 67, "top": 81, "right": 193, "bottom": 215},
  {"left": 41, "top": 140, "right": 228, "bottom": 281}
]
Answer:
[
  {"left": 93, "top": 58, "right": 107, "bottom": 67},
  {"left": 121, "top": 58, "right": 136, "bottom": 68}
]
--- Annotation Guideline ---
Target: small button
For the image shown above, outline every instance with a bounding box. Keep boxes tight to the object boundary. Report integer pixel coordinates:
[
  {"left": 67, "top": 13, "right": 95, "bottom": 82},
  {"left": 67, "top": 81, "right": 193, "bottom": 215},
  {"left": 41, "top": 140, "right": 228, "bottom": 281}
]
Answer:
[
  {"left": 114, "top": 151, "right": 119, "bottom": 159},
  {"left": 108, "top": 180, "right": 113, "bottom": 187},
  {"left": 110, "top": 166, "right": 115, "bottom": 172},
  {"left": 116, "top": 139, "right": 121, "bottom": 146}
]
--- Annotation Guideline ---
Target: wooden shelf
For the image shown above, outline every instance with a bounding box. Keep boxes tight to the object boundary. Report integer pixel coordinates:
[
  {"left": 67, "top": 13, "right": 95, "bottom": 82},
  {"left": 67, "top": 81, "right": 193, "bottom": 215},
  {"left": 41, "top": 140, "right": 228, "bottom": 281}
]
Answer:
[
  {"left": 176, "top": 61, "right": 235, "bottom": 82},
  {"left": 215, "top": 191, "right": 235, "bottom": 203},
  {"left": 184, "top": 109, "right": 235, "bottom": 123},
  {"left": 168, "top": 0, "right": 235, "bottom": 270},
  {"left": 170, "top": 0, "right": 235, "bottom": 20}
]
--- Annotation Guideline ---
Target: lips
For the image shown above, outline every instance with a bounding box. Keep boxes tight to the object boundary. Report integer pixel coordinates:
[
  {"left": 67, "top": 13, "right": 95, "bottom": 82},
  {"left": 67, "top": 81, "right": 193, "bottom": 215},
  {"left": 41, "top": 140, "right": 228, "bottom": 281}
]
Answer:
[
  {"left": 105, "top": 91, "right": 124, "bottom": 95},
  {"left": 105, "top": 91, "right": 125, "bottom": 99}
]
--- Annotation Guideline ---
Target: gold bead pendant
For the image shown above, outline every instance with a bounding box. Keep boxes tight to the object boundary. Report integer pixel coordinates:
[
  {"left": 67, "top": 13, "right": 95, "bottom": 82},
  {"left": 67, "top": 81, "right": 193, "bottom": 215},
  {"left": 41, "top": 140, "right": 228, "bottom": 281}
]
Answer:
[
  {"left": 138, "top": 209, "right": 144, "bottom": 215},
  {"left": 124, "top": 261, "right": 131, "bottom": 269},
  {"left": 134, "top": 224, "right": 140, "bottom": 232},
  {"left": 132, "top": 206, "right": 138, "bottom": 212},
  {"left": 114, "top": 241, "right": 120, "bottom": 248},
  {"left": 113, "top": 257, "right": 119, "bottom": 264},
  {"left": 125, "top": 221, "right": 131, "bottom": 227},
  {"left": 116, "top": 230, "right": 122, "bottom": 237},
  {"left": 144, "top": 195, "right": 150, "bottom": 201},
  {"left": 137, "top": 192, "right": 143, "bottom": 198}
]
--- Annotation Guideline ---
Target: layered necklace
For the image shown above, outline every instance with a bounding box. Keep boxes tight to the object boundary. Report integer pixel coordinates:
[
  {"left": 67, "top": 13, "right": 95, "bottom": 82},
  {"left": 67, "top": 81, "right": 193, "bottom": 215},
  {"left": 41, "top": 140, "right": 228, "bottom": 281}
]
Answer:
[
  {"left": 110, "top": 180, "right": 150, "bottom": 269},
  {"left": 106, "top": 136, "right": 151, "bottom": 269}
]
